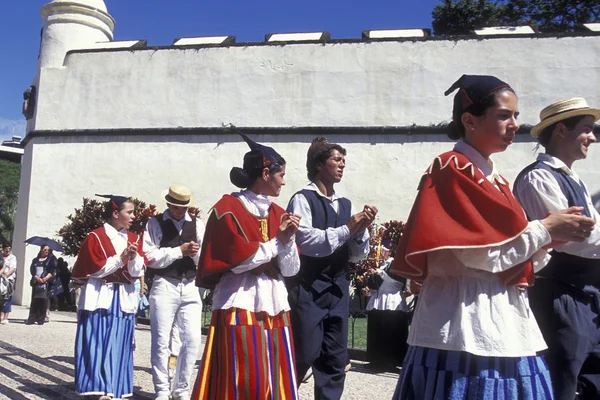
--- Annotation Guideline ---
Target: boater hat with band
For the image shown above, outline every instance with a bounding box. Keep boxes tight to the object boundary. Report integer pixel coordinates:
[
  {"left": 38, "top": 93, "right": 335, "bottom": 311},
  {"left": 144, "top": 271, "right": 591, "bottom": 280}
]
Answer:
[
  {"left": 161, "top": 184, "right": 194, "bottom": 207},
  {"left": 530, "top": 97, "right": 600, "bottom": 138}
]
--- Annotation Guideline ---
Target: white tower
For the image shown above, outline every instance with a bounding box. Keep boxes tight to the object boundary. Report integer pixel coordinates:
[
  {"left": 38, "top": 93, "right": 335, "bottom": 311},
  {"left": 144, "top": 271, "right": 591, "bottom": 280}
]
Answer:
[
  {"left": 38, "top": 0, "right": 115, "bottom": 70},
  {"left": 24, "top": 0, "right": 115, "bottom": 131},
  {"left": 12, "top": 0, "right": 115, "bottom": 306}
]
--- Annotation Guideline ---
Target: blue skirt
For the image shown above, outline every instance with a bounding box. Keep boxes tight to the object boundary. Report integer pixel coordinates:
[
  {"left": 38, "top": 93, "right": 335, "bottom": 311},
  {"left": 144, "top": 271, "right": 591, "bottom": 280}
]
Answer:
[
  {"left": 75, "top": 285, "right": 135, "bottom": 398},
  {"left": 393, "top": 346, "right": 553, "bottom": 400}
]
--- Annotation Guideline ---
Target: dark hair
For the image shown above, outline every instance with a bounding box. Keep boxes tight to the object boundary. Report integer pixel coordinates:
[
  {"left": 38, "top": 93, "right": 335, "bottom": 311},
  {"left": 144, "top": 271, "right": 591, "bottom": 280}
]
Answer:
[
  {"left": 37, "top": 246, "right": 52, "bottom": 258},
  {"left": 307, "top": 144, "right": 347, "bottom": 181},
  {"left": 537, "top": 115, "right": 588, "bottom": 147},
  {"left": 448, "top": 87, "right": 516, "bottom": 140},
  {"left": 102, "top": 198, "right": 133, "bottom": 221},
  {"left": 230, "top": 156, "right": 286, "bottom": 189}
]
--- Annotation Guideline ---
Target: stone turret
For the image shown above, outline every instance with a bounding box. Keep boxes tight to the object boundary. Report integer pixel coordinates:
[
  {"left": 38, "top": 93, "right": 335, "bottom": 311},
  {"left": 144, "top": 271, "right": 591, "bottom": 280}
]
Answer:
[
  {"left": 24, "top": 0, "right": 115, "bottom": 130},
  {"left": 38, "top": 0, "right": 115, "bottom": 69}
]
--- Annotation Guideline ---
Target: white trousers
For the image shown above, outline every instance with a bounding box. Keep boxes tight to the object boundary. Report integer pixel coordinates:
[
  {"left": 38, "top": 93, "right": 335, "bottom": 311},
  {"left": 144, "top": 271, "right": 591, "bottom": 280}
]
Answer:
[{"left": 149, "top": 276, "right": 202, "bottom": 398}]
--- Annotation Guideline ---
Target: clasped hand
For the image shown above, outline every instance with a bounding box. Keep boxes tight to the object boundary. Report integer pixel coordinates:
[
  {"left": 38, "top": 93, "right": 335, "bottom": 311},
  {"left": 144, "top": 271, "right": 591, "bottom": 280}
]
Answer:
[
  {"left": 347, "top": 205, "right": 379, "bottom": 236},
  {"left": 120, "top": 241, "right": 139, "bottom": 263},
  {"left": 541, "top": 206, "right": 596, "bottom": 245},
  {"left": 277, "top": 213, "right": 302, "bottom": 244},
  {"left": 180, "top": 241, "right": 200, "bottom": 257}
]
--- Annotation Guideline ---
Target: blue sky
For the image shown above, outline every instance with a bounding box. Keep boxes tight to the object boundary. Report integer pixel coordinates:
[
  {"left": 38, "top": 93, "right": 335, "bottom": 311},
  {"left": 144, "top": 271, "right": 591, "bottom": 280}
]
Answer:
[{"left": 0, "top": 0, "right": 441, "bottom": 142}]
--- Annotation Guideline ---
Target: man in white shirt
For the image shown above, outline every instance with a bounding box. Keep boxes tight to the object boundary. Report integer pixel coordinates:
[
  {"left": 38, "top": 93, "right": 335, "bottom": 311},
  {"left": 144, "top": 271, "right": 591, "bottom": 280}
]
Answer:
[
  {"left": 286, "top": 137, "right": 376, "bottom": 400},
  {"left": 514, "top": 98, "right": 600, "bottom": 400},
  {"left": 143, "top": 184, "right": 206, "bottom": 400}
]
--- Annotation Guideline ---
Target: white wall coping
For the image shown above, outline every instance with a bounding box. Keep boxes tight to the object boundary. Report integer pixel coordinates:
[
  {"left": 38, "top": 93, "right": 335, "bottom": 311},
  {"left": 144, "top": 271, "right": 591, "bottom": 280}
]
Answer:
[
  {"left": 0, "top": 145, "right": 24, "bottom": 156},
  {"left": 474, "top": 26, "right": 536, "bottom": 35},
  {"left": 265, "top": 32, "right": 329, "bottom": 42},
  {"left": 88, "top": 40, "right": 146, "bottom": 49},
  {"left": 173, "top": 36, "right": 235, "bottom": 46},
  {"left": 363, "top": 29, "right": 428, "bottom": 39},
  {"left": 584, "top": 23, "right": 600, "bottom": 32}
]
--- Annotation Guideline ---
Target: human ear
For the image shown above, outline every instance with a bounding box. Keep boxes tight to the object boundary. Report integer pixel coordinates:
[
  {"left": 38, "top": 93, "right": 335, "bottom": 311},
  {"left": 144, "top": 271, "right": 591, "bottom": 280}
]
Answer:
[
  {"left": 461, "top": 112, "right": 476, "bottom": 131},
  {"left": 262, "top": 167, "right": 270, "bottom": 181},
  {"left": 555, "top": 123, "right": 568, "bottom": 138}
]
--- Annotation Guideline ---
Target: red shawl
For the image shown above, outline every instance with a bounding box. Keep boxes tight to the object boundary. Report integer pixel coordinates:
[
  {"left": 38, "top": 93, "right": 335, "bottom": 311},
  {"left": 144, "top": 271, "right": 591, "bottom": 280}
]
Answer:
[
  {"left": 390, "top": 151, "right": 533, "bottom": 286},
  {"left": 72, "top": 226, "right": 144, "bottom": 284},
  {"left": 196, "top": 194, "right": 287, "bottom": 289}
]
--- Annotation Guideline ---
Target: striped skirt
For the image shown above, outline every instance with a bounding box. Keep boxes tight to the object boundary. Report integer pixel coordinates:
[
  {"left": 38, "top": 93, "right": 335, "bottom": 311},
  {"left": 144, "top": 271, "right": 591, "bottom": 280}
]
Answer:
[
  {"left": 192, "top": 308, "right": 298, "bottom": 400},
  {"left": 393, "top": 346, "right": 554, "bottom": 400},
  {"left": 75, "top": 285, "right": 135, "bottom": 398}
]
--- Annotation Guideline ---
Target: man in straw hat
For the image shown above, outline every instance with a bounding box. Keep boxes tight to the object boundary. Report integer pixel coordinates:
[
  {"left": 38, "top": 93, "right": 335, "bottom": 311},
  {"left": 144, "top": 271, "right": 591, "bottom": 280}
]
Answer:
[
  {"left": 142, "top": 184, "right": 206, "bottom": 400},
  {"left": 286, "top": 137, "right": 377, "bottom": 399},
  {"left": 514, "top": 98, "right": 600, "bottom": 399}
]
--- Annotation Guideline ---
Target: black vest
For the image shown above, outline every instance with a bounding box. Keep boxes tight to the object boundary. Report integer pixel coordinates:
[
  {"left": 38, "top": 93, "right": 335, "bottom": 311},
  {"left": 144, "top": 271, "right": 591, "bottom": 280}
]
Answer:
[
  {"left": 515, "top": 160, "right": 600, "bottom": 289},
  {"left": 289, "top": 189, "right": 352, "bottom": 288},
  {"left": 153, "top": 214, "right": 198, "bottom": 280}
]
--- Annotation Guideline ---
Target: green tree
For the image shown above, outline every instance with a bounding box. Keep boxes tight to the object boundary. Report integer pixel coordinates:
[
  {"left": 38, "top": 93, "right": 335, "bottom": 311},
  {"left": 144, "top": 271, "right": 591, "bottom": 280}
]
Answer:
[
  {"left": 432, "top": 0, "right": 600, "bottom": 35},
  {"left": 509, "top": 0, "right": 600, "bottom": 32},
  {"left": 0, "top": 159, "right": 21, "bottom": 245},
  {"left": 432, "top": 0, "right": 508, "bottom": 36}
]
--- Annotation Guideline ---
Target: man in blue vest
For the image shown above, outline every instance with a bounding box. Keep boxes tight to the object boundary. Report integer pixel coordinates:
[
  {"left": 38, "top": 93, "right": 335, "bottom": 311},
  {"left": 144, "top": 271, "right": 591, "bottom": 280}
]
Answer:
[
  {"left": 143, "top": 184, "right": 206, "bottom": 400},
  {"left": 514, "top": 98, "right": 600, "bottom": 400},
  {"left": 286, "top": 137, "right": 377, "bottom": 400}
]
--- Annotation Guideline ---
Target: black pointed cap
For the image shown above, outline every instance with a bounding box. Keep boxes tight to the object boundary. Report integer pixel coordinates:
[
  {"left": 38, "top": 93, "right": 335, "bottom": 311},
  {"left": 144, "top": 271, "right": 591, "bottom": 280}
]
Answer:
[
  {"left": 238, "top": 132, "right": 282, "bottom": 164},
  {"left": 444, "top": 74, "right": 510, "bottom": 110},
  {"left": 95, "top": 194, "right": 130, "bottom": 211}
]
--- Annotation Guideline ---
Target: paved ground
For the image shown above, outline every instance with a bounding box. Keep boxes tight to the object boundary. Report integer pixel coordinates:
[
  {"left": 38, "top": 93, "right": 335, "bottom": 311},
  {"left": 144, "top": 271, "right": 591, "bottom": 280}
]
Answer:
[{"left": 0, "top": 306, "right": 398, "bottom": 399}]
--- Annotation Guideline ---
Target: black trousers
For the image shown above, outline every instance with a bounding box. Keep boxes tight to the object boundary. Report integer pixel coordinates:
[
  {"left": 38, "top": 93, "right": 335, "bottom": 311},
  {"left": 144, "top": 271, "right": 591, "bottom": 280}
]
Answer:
[
  {"left": 27, "top": 296, "right": 48, "bottom": 324},
  {"left": 366, "top": 310, "right": 410, "bottom": 367},
  {"left": 529, "top": 278, "right": 600, "bottom": 400},
  {"left": 288, "top": 277, "right": 349, "bottom": 400}
]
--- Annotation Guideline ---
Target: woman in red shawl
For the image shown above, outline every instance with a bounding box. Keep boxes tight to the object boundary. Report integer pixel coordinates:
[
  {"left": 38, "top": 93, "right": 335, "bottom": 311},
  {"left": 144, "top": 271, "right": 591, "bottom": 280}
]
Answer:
[
  {"left": 192, "top": 133, "right": 301, "bottom": 400},
  {"left": 390, "top": 75, "right": 596, "bottom": 399},
  {"left": 72, "top": 195, "right": 145, "bottom": 399}
]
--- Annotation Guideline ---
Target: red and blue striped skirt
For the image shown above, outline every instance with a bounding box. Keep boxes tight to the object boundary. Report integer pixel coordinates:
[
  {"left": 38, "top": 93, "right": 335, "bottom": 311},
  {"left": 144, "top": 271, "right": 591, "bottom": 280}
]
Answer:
[
  {"left": 74, "top": 285, "right": 135, "bottom": 398},
  {"left": 393, "top": 346, "right": 554, "bottom": 400},
  {"left": 192, "top": 308, "right": 298, "bottom": 400}
]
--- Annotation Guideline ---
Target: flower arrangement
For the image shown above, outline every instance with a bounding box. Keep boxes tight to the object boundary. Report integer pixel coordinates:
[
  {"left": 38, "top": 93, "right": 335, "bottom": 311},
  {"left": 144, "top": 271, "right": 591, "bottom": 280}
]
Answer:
[
  {"left": 349, "top": 220, "right": 404, "bottom": 301},
  {"left": 57, "top": 197, "right": 160, "bottom": 256}
]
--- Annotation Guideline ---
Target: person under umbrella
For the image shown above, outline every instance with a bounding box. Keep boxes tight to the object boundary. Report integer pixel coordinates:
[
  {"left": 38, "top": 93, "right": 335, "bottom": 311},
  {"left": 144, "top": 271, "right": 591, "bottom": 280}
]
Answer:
[{"left": 25, "top": 245, "right": 57, "bottom": 325}]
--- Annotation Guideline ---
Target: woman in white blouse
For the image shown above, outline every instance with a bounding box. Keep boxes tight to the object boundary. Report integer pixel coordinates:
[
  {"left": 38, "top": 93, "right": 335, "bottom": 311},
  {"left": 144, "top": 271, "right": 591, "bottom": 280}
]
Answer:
[
  {"left": 71, "top": 195, "right": 145, "bottom": 400},
  {"left": 192, "top": 134, "right": 301, "bottom": 400},
  {"left": 389, "top": 75, "right": 596, "bottom": 399}
]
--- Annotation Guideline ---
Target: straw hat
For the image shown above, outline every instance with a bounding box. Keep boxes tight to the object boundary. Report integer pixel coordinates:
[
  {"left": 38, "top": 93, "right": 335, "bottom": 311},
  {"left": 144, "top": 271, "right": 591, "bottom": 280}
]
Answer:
[
  {"left": 531, "top": 97, "right": 600, "bottom": 138},
  {"left": 161, "top": 184, "right": 194, "bottom": 207}
]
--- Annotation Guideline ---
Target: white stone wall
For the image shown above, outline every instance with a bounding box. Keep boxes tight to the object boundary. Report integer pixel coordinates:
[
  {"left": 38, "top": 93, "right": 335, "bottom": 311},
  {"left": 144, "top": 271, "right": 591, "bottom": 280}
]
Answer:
[
  {"left": 13, "top": 33, "right": 600, "bottom": 304},
  {"left": 33, "top": 35, "right": 600, "bottom": 131},
  {"left": 12, "top": 132, "right": 600, "bottom": 304}
]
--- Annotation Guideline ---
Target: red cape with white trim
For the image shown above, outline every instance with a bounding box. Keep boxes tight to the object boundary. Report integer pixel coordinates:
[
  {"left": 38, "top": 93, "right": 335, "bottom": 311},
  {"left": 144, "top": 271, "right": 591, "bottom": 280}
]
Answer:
[
  {"left": 196, "top": 194, "right": 287, "bottom": 289},
  {"left": 390, "top": 151, "right": 533, "bottom": 286}
]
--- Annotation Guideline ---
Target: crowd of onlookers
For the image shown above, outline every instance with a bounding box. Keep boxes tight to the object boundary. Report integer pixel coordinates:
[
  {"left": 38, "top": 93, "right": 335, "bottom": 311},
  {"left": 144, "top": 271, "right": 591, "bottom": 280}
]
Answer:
[{"left": 0, "top": 242, "right": 77, "bottom": 327}]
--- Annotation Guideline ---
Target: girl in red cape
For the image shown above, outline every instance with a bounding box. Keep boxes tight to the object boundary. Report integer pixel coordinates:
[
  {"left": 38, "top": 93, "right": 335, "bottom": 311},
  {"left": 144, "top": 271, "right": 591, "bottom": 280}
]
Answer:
[
  {"left": 192, "top": 133, "right": 302, "bottom": 400},
  {"left": 390, "top": 75, "right": 596, "bottom": 400},
  {"left": 72, "top": 195, "right": 146, "bottom": 399}
]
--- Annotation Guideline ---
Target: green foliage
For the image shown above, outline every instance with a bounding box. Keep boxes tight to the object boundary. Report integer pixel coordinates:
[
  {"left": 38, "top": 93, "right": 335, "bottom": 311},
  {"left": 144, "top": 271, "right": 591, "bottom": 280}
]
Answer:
[
  {"left": 432, "top": 0, "right": 509, "bottom": 36},
  {"left": 432, "top": 0, "right": 600, "bottom": 35},
  {"left": 57, "top": 197, "right": 158, "bottom": 256},
  {"left": 511, "top": 0, "right": 600, "bottom": 32},
  {"left": 0, "top": 159, "right": 21, "bottom": 245}
]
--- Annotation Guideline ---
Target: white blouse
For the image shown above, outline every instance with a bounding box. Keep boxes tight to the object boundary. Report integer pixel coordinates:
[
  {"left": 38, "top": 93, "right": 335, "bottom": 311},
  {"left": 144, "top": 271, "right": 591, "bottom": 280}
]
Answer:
[
  {"left": 78, "top": 223, "right": 145, "bottom": 314},
  {"left": 211, "top": 190, "right": 301, "bottom": 316},
  {"left": 408, "top": 140, "right": 552, "bottom": 357}
]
